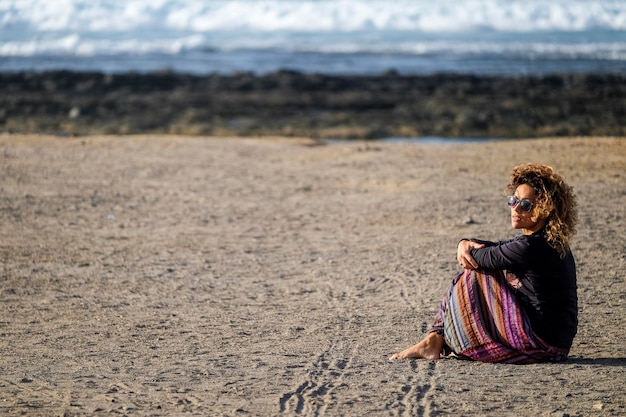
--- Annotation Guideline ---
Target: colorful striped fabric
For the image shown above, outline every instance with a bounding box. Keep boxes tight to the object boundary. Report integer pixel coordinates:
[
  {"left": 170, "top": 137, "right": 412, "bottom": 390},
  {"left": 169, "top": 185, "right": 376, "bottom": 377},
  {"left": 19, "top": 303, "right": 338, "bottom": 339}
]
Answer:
[{"left": 430, "top": 269, "right": 569, "bottom": 364}]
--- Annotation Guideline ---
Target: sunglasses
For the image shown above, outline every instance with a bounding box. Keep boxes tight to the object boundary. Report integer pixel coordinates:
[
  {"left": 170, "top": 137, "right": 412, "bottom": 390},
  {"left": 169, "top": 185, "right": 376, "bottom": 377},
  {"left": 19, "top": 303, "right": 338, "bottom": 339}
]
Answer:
[{"left": 507, "top": 195, "right": 534, "bottom": 212}]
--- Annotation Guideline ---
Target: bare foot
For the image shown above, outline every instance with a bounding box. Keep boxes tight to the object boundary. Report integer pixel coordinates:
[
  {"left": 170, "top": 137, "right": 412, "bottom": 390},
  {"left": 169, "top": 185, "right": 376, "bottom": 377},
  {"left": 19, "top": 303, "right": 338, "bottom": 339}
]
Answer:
[{"left": 389, "top": 333, "right": 444, "bottom": 361}]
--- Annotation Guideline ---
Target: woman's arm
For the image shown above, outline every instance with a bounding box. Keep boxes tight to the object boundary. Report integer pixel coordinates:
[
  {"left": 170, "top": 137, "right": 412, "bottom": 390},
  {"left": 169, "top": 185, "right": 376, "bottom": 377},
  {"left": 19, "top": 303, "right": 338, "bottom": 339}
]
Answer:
[
  {"left": 469, "top": 237, "right": 530, "bottom": 270},
  {"left": 457, "top": 239, "right": 486, "bottom": 269}
]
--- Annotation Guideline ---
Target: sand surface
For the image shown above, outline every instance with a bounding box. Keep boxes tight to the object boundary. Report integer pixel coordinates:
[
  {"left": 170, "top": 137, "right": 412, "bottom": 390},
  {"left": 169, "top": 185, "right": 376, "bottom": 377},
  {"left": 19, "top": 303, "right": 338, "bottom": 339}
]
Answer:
[{"left": 1, "top": 135, "right": 625, "bottom": 416}]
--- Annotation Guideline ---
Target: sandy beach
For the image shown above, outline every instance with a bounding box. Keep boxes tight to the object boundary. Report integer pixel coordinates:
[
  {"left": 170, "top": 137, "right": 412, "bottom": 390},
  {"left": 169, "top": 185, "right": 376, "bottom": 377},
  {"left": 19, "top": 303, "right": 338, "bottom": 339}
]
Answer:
[{"left": 1, "top": 134, "right": 625, "bottom": 416}]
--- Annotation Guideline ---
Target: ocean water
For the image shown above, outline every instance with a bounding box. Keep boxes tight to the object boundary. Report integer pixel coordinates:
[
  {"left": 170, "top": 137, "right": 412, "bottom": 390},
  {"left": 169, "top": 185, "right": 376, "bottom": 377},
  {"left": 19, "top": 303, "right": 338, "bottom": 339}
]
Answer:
[{"left": 1, "top": 0, "right": 626, "bottom": 76}]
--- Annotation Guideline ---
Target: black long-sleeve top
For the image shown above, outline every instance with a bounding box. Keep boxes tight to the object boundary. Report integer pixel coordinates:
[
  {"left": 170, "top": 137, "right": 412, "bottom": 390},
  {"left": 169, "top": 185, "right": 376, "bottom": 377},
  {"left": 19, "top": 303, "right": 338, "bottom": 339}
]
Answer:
[{"left": 470, "top": 230, "right": 578, "bottom": 349}]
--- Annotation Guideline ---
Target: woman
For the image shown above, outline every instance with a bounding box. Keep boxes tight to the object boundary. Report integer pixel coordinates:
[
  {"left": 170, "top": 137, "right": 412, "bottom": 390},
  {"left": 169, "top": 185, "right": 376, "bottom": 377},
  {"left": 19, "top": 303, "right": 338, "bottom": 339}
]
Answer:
[{"left": 390, "top": 163, "right": 578, "bottom": 364}]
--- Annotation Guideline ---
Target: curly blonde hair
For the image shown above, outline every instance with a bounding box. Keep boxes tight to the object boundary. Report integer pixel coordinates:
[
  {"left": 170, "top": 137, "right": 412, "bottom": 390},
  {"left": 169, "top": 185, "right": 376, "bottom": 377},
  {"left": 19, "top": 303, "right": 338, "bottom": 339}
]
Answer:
[{"left": 506, "top": 164, "right": 578, "bottom": 256}]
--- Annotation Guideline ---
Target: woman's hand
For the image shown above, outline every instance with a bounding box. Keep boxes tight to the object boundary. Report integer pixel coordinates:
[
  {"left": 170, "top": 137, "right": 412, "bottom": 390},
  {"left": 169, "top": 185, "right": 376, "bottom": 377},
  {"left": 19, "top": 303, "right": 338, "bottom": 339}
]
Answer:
[{"left": 457, "top": 239, "right": 485, "bottom": 269}]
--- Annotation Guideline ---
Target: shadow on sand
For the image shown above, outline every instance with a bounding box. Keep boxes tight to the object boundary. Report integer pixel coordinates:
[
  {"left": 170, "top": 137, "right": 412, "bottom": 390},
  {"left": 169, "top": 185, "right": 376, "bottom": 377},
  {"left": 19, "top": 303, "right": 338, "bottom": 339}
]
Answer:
[{"left": 565, "top": 357, "right": 626, "bottom": 367}]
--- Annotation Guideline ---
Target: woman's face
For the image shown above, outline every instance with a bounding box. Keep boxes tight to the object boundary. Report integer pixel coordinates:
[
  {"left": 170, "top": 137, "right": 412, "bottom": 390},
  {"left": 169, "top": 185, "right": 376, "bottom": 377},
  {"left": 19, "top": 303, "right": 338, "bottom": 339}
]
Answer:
[{"left": 511, "top": 183, "right": 545, "bottom": 234}]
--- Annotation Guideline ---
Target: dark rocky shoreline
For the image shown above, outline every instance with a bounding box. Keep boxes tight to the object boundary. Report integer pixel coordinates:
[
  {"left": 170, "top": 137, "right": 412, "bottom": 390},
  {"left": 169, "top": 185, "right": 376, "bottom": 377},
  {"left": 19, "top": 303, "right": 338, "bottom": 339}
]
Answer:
[{"left": 1, "top": 70, "right": 625, "bottom": 139}]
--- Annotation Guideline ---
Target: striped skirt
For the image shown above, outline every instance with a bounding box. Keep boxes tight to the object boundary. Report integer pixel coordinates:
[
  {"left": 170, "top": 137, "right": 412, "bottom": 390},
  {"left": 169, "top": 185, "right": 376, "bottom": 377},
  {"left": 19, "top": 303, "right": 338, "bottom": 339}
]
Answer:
[{"left": 430, "top": 269, "right": 569, "bottom": 364}]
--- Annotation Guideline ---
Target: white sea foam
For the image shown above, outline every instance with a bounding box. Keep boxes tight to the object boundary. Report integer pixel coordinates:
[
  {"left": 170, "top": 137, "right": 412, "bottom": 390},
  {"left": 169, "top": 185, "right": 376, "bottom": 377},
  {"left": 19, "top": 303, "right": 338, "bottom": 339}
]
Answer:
[
  {"left": 3, "top": 0, "right": 626, "bottom": 34},
  {"left": 0, "top": 34, "right": 207, "bottom": 56},
  {"left": 1, "top": 0, "right": 625, "bottom": 74}
]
